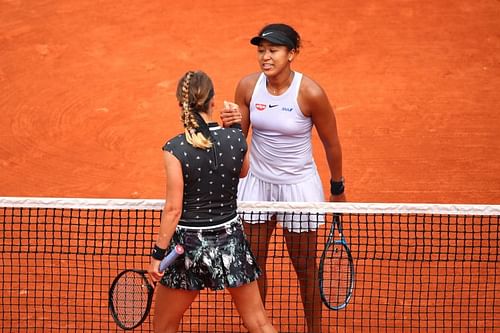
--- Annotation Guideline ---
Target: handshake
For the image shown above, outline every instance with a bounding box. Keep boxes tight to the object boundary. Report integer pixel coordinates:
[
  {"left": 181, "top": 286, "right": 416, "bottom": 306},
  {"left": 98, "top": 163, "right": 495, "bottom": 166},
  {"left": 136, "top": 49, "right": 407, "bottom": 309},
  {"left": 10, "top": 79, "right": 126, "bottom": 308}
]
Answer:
[{"left": 221, "top": 100, "right": 242, "bottom": 128}]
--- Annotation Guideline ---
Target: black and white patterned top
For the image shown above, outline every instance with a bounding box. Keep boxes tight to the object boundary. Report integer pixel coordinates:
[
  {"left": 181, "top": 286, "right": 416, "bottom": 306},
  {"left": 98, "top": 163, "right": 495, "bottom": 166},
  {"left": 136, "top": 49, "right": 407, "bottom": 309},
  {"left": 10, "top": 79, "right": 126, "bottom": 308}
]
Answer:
[{"left": 162, "top": 123, "right": 247, "bottom": 227}]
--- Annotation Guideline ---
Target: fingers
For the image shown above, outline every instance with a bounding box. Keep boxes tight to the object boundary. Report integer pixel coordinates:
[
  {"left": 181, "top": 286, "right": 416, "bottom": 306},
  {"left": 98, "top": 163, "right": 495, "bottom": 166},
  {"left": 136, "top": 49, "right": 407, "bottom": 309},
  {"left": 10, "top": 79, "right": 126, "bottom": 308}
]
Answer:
[
  {"left": 147, "top": 261, "right": 164, "bottom": 285},
  {"left": 146, "top": 273, "right": 156, "bottom": 286},
  {"left": 147, "top": 272, "right": 163, "bottom": 286},
  {"left": 225, "top": 112, "right": 242, "bottom": 123},
  {"left": 221, "top": 100, "right": 242, "bottom": 127},
  {"left": 223, "top": 100, "right": 238, "bottom": 110}
]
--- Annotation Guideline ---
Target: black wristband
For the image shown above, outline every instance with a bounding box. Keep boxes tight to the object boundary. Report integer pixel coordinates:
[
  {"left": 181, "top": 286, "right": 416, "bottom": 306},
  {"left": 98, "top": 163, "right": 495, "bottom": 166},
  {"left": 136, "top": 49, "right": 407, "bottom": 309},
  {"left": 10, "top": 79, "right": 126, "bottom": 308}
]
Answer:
[
  {"left": 151, "top": 244, "right": 167, "bottom": 260},
  {"left": 330, "top": 177, "right": 345, "bottom": 196}
]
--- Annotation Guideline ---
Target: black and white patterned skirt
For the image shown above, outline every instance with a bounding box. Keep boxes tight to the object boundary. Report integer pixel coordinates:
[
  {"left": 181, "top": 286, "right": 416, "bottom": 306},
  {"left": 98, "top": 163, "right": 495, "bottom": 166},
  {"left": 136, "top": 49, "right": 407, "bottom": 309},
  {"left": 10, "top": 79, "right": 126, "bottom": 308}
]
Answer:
[{"left": 160, "top": 217, "right": 261, "bottom": 291}]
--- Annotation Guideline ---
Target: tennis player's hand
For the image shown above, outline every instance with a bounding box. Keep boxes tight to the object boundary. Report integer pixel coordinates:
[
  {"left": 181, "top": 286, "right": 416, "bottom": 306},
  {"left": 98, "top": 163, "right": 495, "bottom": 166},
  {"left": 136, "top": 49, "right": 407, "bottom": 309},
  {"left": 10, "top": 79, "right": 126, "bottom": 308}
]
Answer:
[
  {"left": 329, "top": 193, "right": 346, "bottom": 202},
  {"left": 220, "top": 101, "right": 241, "bottom": 127},
  {"left": 147, "top": 259, "right": 163, "bottom": 286}
]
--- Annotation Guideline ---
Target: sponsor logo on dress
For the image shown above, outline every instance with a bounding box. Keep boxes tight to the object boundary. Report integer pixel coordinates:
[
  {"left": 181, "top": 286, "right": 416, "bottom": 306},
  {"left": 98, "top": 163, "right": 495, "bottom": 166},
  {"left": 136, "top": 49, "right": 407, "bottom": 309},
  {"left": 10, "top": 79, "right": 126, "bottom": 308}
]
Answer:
[{"left": 256, "top": 103, "right": 266, "bottom": 111}]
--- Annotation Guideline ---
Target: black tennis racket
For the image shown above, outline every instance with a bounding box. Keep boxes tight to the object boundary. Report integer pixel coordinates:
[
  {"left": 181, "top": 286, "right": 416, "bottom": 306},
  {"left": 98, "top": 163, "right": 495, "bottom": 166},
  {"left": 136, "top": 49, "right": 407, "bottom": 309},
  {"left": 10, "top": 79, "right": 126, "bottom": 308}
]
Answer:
[
  {"left": 319, "top": 214, "right": 355, "bottom": 310},
  {"left": 109, "top": 244, "right": 184, "bottom": 330}
]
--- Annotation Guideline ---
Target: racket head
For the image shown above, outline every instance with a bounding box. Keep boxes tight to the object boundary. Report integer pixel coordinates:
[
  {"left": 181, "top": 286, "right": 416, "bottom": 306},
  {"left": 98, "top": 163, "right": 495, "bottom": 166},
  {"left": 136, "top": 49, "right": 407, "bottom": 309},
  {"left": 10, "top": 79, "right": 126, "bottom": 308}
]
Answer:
[
  {"left": 109, "top": 269, "right": 154, "bottom": 330},
  {"left": 319, "top": 240, "right": 355, "bottom": 310}
]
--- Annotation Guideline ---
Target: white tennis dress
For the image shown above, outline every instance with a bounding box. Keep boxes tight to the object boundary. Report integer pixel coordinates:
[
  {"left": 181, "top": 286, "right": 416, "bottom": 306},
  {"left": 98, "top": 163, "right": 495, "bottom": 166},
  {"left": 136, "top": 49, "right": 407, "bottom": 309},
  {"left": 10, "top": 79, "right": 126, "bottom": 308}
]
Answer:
[{"left": 238, "top": 71, "right": 325, "bottom": 232}]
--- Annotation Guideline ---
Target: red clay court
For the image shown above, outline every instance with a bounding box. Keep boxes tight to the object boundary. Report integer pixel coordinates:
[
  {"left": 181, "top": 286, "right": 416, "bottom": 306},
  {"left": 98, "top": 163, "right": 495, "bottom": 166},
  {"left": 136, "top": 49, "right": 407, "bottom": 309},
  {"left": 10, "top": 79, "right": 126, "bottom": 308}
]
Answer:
[
  {"left": 1, "top": 1, "right": 499, "bottom": 332},
  {"left": 1, "top": 0, "right": 499, "bottom": 202}
]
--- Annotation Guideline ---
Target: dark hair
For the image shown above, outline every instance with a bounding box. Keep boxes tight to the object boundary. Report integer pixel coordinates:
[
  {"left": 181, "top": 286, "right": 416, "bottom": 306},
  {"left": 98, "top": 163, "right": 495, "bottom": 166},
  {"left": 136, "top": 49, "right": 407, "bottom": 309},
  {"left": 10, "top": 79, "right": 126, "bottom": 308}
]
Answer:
[
  {"left": 176, "top": 70, "right": 214, "bottom": 149},
  {"left": 257, "top": 23, "right": 301, "bottom": 52}
]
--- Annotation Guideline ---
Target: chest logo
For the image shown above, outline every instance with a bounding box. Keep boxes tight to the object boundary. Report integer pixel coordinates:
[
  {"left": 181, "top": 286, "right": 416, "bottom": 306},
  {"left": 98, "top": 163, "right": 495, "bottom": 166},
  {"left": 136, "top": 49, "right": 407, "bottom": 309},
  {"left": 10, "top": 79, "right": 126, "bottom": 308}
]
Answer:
[{"left": 255, "top": 103, "right": 266, "bottom": 111}]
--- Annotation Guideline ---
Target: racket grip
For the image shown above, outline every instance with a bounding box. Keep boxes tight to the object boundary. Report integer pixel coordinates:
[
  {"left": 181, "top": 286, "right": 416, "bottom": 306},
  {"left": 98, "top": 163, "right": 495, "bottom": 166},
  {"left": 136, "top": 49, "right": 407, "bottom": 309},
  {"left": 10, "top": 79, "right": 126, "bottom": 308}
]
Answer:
[{"left": 159, "top": 244, "right": 184, "bottom": 272}]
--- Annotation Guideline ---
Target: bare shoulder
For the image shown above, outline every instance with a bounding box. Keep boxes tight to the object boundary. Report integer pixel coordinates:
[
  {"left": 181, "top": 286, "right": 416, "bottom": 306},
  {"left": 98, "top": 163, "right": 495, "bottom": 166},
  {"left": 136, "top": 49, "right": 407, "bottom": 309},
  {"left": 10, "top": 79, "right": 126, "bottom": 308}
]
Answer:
[
  {"left": 299, "top": 73, "right": 328, "bottom": 99},
  {"left": 237, "top": 72, "right": 261, "bottom": 91},
  {"left": 298, "top": 73, "right": 332, "bottom": 116},
  {"left": 235, "top": 72, "right": 261, "bottom": 104}
]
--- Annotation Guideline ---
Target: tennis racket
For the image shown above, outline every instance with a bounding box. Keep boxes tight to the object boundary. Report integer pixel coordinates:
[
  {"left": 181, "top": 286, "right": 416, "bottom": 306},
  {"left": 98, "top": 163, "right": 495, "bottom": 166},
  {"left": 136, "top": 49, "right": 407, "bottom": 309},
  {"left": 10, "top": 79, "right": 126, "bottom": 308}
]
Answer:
[
  {"left": 109, "top": 244, "right": 184, "bottom": 330},
  {"left": 319, "top": 214, "right": 355, "bottom": 310}
]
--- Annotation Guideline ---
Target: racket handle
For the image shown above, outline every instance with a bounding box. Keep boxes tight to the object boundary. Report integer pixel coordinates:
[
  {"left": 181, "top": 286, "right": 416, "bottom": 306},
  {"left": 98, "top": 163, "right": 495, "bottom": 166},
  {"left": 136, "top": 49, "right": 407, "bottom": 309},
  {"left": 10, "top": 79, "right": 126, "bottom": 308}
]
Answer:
[{"left": 159, "top": 244, "right": 184, "bottom": 272}]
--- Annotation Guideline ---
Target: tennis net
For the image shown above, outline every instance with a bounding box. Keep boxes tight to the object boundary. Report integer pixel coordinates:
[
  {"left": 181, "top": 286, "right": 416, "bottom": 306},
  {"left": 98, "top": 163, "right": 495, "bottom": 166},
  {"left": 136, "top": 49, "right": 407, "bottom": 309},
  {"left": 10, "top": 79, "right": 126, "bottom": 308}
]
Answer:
[{"left": 1, "top": 197, "right": 499, "bottom": 332}]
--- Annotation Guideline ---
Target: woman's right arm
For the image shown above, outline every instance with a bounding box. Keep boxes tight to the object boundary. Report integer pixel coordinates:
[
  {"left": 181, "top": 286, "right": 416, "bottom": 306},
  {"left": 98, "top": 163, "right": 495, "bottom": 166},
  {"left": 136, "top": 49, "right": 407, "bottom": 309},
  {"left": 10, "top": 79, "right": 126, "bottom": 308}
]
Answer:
[
  {"left": 234, "top": 74, "right": 259, "bottom": 178},
  {"left": 234, "top": 73, "right": 259, "bottom": 137}
]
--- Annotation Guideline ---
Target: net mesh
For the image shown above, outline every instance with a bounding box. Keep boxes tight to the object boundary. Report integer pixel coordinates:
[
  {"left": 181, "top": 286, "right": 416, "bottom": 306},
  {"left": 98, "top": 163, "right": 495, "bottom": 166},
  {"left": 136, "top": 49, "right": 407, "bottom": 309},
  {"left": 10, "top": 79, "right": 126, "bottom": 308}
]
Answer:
[{"left": 1, "top": 197, "right": 499, "bottom": 332}]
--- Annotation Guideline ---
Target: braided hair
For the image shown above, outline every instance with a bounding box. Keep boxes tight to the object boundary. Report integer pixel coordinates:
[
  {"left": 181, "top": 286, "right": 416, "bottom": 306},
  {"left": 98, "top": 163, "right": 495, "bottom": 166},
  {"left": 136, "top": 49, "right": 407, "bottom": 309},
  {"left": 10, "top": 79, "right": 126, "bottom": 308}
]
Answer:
[{"left": 176, "top": 71, "right": 215, "bottom": 149}]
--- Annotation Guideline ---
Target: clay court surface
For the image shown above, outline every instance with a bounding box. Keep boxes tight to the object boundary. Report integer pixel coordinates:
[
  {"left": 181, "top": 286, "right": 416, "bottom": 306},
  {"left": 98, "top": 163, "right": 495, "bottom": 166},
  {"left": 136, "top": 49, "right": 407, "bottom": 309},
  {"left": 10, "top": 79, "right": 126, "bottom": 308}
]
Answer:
[
  {"left": 1, "top": 2, "right": 500, "bottom": 332},
  {"left": 1, "top": 0, "right": 499, "bottom": 203}
]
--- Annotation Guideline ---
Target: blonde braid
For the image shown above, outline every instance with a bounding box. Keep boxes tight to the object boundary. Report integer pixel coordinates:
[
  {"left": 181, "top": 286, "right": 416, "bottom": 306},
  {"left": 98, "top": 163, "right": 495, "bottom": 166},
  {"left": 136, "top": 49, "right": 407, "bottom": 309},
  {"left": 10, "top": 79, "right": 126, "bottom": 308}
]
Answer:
[
  {"left": 181, "top": 71, "right": 195, "bottom": 129},
  {"left": 179, "top": 71, "right": 212, "bottom": 149}
]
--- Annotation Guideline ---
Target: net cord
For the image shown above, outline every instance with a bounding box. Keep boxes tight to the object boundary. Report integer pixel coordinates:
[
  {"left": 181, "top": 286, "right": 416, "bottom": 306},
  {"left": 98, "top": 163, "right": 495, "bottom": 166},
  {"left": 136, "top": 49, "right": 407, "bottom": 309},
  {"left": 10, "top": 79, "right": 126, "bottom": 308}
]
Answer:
[{"left": 1, "top": 196, "right": 499, "bottom": 216}]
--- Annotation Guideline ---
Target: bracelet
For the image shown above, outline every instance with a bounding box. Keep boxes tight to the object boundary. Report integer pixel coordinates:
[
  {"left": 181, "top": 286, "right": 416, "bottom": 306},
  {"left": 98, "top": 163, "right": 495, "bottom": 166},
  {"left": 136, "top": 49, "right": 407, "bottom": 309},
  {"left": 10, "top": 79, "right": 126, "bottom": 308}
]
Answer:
[
  {"left": 330, "top": 177, "right": 345, "bottom": 196},
  {"left": 151, "top": 244, "right": 167, "bottom": 260}
]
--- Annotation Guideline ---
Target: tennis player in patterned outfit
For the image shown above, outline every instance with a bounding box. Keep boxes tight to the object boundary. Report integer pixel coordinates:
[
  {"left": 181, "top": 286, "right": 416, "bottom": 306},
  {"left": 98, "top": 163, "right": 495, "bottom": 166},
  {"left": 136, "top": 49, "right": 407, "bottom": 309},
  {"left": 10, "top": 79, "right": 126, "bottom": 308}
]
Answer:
[
  {"left": 221, "top": 23, "right": 346, "bottom": 333},
  {"left": 148, "top": 70, "right": 276, "bottom": 333}
]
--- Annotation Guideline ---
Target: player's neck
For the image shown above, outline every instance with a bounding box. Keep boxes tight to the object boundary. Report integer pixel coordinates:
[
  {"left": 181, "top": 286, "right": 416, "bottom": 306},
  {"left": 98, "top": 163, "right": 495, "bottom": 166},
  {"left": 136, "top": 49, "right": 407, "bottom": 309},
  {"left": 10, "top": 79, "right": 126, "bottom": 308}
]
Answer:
[
  {"left": 266, "top": 71, "right": 294, "bottom": 96},
  {"left": 199, "top": 111, "right": 213, "bottom": 123}
]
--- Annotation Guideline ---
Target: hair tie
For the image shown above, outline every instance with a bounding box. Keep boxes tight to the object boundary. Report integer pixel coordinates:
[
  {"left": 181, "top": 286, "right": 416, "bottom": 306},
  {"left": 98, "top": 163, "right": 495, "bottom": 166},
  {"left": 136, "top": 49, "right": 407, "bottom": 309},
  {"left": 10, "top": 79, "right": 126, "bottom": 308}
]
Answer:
[{"left": 193, "top": 112, "right": 212, "bottom": 140}]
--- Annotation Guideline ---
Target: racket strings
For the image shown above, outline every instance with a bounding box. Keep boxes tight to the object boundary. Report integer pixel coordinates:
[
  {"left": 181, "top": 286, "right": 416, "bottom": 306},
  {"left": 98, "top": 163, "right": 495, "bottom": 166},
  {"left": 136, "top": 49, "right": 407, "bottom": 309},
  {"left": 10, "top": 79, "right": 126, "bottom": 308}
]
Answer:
[
  {"left": 111, "top": 271, "right": 151, "bottom": 327},
  {"left": 322, "top": 242, "right": 352, "bottom": 306}
]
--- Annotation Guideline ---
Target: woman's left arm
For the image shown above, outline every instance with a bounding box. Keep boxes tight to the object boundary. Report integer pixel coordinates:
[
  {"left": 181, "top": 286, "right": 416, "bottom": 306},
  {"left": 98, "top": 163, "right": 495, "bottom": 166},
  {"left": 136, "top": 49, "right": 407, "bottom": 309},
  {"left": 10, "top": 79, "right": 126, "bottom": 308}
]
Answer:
[
  {"left": 299, "top": 76, "right": 346, "bottom": 202},
  {"left": 147, "top": 151, "right": 184, "bottom": 283}
]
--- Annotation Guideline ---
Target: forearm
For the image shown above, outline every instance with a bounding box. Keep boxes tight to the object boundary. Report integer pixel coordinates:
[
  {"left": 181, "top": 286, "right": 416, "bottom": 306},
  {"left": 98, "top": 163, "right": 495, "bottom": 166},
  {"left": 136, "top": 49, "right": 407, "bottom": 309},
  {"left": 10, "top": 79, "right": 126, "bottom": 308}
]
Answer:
[
  {"left": 325, "top": 141, "right": 346, "bottom": 201},
  {"left": 154, "top": 207, "right": 181, "bottom": 249},
  {"left": 148, "top": 206, "right": 180, "bottom": 281},
  {"left": 325, "top": 141, "right": 343, "bottom": 181}
]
